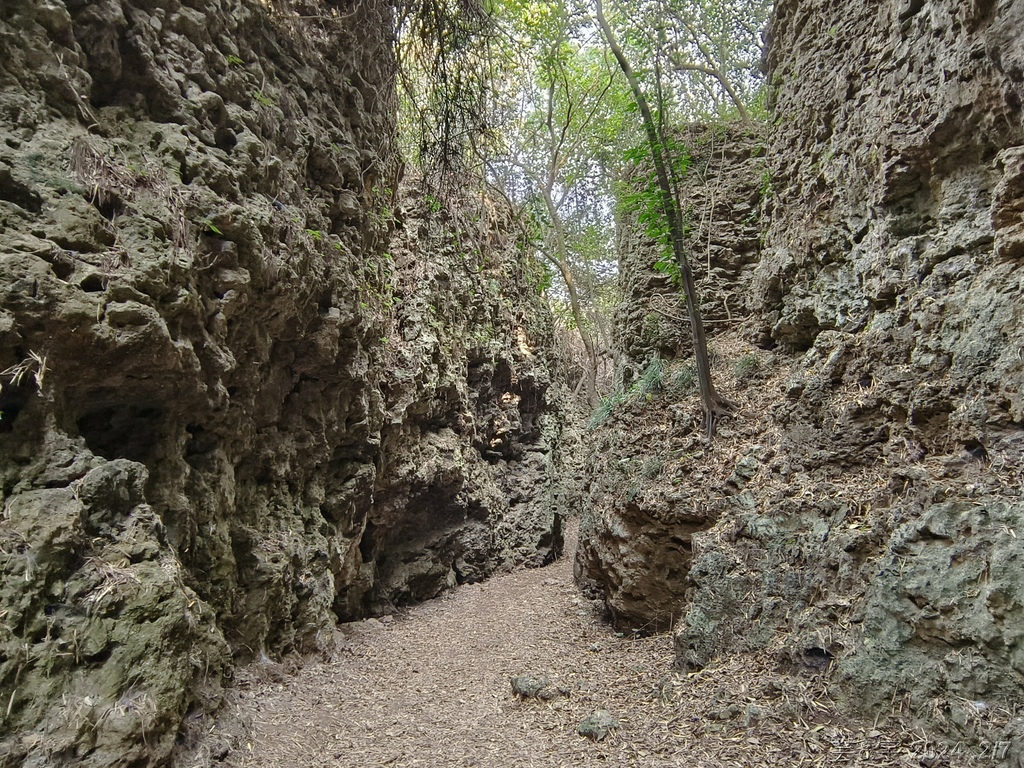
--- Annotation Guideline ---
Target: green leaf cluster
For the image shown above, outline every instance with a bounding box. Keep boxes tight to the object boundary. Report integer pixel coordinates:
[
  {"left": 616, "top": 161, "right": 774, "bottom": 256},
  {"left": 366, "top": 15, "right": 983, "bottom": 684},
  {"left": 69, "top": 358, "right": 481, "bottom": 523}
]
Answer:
[{"left": 618, "top": 141, "right": 692, "bottom": 287}]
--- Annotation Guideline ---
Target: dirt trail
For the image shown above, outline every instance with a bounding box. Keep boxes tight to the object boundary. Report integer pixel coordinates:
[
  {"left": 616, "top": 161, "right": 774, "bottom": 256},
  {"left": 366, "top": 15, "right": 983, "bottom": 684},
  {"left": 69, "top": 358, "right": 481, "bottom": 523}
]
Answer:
[{"left": 211, "top": 522, "right": 977, "bottom": 768}]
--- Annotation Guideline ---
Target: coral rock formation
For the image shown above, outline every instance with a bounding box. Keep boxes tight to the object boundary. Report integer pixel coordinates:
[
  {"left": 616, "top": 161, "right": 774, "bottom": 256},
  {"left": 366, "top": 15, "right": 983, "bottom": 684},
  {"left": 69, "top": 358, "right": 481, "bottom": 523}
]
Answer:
[{"left": 0, "top": 2, "right": 568, "bottom": 765}]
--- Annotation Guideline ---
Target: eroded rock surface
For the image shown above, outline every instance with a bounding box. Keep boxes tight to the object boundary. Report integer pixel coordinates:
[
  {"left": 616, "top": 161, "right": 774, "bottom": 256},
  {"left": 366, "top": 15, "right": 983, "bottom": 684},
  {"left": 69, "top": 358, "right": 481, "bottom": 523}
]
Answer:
[
  {"left": 0, "top": 2, "right": 569, "bottom": 765},
  {"left": 356, "top": 187, "right": 567, "bottom": 614},
  {"left": 741, "top": 0, "right": 1024, "bottom": 717},
  {"left": 579, "top": 0, "right": 1024, "bottom": 748},
  {"left": 576, "top": 127, "right": 766, "bottom": 631},
  {"left": 614, "top": 125, "right": 766, "bottom": 382}
]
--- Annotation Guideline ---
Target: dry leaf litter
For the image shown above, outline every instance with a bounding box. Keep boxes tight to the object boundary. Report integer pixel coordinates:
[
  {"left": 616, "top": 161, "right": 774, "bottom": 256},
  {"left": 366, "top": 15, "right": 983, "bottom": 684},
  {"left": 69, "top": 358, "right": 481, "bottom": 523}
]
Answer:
[{"left": 204, "top": 516, "right": 994, "bottom": 768}]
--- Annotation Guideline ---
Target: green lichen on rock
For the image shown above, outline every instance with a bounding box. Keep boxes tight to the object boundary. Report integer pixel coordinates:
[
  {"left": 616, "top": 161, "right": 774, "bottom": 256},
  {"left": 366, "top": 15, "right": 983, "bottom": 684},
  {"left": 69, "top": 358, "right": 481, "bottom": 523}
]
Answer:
[
  {"left": 843, "top": 501, "right": 1024, "bottom": 714},
  {"left": 0, "top": 0, "right": 572, "bottom": 765},
  {"left": 0, "top": 452, "right": 230, "bottom": 768}
]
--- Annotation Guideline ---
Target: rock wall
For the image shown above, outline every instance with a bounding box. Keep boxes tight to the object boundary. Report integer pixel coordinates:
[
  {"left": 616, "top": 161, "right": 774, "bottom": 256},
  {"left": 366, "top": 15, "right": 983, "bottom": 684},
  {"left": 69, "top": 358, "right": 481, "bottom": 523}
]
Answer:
[
  {"left": 355, "top": 184, "right": 567, "bottom": 615},
  {"left": 576, "top": 126, "right": 766, "bottom": 631},
  {"left": 0, "top": 2, "right": 567, "bottom": 766},
  {"left": 613, "top": 125, "right": 766, "bottom": 383},
  {"left": 579, "top": 0, "right": 1024, "bottom": 750},
  {"left": 745, "top": 0, "right": 1024, "bottom": 726}
]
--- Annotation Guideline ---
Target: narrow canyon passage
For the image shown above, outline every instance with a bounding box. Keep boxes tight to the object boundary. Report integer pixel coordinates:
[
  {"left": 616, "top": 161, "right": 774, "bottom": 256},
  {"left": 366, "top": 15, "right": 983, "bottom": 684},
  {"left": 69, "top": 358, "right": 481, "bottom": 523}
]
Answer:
[
  {"left": 221, "top": 522, "right": 668, "bottom": 767},
  {"left": 211, "top": 522, "right": 960, "bottom": 768},
  {"left": 2, "top": 2, "right": 1021, "bottom": 764}
]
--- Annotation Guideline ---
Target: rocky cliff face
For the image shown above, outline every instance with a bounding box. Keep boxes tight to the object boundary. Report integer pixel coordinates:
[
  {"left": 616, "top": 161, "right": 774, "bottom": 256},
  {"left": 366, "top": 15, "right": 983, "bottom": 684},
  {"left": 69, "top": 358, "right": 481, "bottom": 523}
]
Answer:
[
  {"left": 749, "top": 0, "right": 1024, "bottom": 726},
  {"left": 612, "top": 125, "right": 766, "bottom": 384},
  {"left": 576, "top": 125, "right": 766, "bottom": 631},
  {"left": 0, "top": 2, "right": 567, "bottom": 766},
  {"left": 356, "top": 184, "right": 567, "bottom": 615},
  {"left": 580, "top": 0, "right": 1024, "bottom": 750}
]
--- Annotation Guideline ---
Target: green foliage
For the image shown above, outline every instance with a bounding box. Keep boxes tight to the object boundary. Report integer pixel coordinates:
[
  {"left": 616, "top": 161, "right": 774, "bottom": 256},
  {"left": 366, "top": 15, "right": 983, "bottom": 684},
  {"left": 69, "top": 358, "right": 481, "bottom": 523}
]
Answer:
[
  {"left": 747, "top": 83, "right": 770, "bottom": 122},
  {"left": 641, "top": 312, "right": 660, "bottom": 342},
  {"left": 732, "top": 352, "right": 760, "bottom": 381},
  {"left": 588, "top": 389, "right": 627, "bottom": 429},
  {"left": 641, "top": 455, "right": 665, "bottom": 478},
  {"left": 252, "top": 90, "right": 274, "bottom": 107},
  {"left": 482, "top": 1, "right": 629, "bottom": 405},
  {"left": 613, "top": 0, "right": 771, "bottom": 123},
  {"left": 395, "top": 0, "right": 769, "bottom": 413},
  {"left": 666, "top": 362, "right": 696, "bottom": 397},
  {"left": 200, "top": 219, "right": 223, "bottom": 236},
  {"left": 226, "top": 54, "right": 244, "bottom": 67},
  {"left": 305, "top": 228, "right": 323, "bottom": 243},
  {"left": 472, "top": 322, "right": 497, "bottom": 347},
  {"left": 424, "top": 193, "right": 442, "bottom": 213},
  {"left": 653, "top": 250, "right": 681, "bottom": 285},
  {"left": 619, "top": 141, "right": 692, "bottom": 287},
  {"left": 634, "top": 356, "right": 665, "bottom": 395},
  {"left": 587, "top": 356, "right": 666, "bottom": 429},
  {"left": 530, "top": 260, "right": 554, "bottom": 295}
]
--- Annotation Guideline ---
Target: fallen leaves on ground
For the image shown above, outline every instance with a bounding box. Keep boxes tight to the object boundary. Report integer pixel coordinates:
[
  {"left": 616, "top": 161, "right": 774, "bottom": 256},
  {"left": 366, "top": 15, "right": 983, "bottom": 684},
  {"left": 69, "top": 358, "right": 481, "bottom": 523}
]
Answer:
[{"left": 204, "top": 521, "right": 988, "bottom": 768}]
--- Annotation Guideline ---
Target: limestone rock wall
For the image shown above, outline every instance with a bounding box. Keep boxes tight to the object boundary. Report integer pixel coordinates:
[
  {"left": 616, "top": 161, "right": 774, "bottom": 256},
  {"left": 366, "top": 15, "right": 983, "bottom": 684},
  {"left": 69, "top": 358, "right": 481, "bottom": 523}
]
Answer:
[
  {"left": 0, "top": 2, "right": 568, "bottom": 766},
  {"left": 613, "top": 125, "right": 766, "bottom": 383},
  {"left": 740, "top": 0, "right": 1024, "bottom": 724},
  {"left": 355, "top": 185, "right": 566, "bottom": 615},
  {"left": 579, "top": 0, "right": 1024, "bottom": 749},
  {"left": 576, "top": 127, "right": 766, "bottom": 631}
]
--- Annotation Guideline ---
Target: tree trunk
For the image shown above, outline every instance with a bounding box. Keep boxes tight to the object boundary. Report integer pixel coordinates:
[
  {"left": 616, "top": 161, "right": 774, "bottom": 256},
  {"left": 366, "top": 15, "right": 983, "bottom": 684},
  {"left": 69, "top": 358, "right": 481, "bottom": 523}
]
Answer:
[
  {"left": 594, "top": 0, "right": 733, "bottom": 435},
  {"left": 541, "top": 188, "right": 600, "bottom": 407}
]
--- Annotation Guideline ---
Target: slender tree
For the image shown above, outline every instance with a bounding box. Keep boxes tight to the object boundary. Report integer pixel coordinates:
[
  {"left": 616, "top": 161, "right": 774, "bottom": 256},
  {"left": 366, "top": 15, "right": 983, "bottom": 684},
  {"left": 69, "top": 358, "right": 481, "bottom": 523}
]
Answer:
[
  {"left": 520, "top": 46, "right": 613, "bottom": 405},
  {"left": 488, "top": 3, "right": 625, "bottom": 406},
  {"left": 594, "top": 0, "right": 734, "bottom": 435},
  {"left": 658, "top": 0, "right": 769, "bottom": 121}
]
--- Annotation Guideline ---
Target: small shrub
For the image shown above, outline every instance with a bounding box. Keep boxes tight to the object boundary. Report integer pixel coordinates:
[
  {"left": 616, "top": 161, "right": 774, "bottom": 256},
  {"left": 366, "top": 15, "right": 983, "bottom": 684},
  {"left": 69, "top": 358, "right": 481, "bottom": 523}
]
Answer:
[
  {"left": 200, "top": 219, "right": 223, "bottom": 236},
  {"left": 641, "top": 456, "right": 665, "bottom": 479},
  {"left": 732, "top": 353, "right": 760, "bottom": 381},
  {"left": 633, "top": 357, "right": 665, "bottom": 397},
  {"left": 252, "top": 90, "right": 274, "bottom": 107},
  {"left": 588, "top": 358, "right": 666, "bottom": 430},
  {"left": 665, "top": 363, "right": 696, "bottom": 399},
  {"left": 588, "top": 390, "right": 626, "bottom": 430}
]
